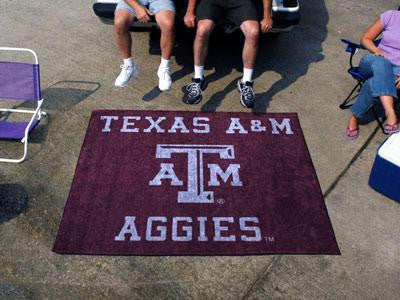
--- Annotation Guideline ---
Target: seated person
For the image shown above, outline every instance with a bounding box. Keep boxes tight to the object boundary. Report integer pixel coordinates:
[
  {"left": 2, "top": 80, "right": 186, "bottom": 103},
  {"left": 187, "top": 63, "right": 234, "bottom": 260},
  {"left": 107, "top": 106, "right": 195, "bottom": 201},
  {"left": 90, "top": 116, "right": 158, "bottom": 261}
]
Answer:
[
  {"left": 346, "top": 8, "right": 400, "bottom": 139},
  {"left": 183, "top": 0, "right": 273, "bottom": 108},
  {"left": 114, "top": 0, "right": 175, "bottom": 91}
]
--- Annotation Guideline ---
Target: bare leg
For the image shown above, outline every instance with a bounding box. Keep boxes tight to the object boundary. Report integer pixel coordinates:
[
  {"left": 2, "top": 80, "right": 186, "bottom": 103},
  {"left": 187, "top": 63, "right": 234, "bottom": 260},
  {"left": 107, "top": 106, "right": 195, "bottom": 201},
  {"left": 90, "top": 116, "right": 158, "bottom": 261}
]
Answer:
[
  {"left": 346, "top": 95, "right": 398, "bottom": 135},
  {"left": 240, "top": 20, "right": 260, "bottom": 69},
  {"left": 345, "top": 114, "right": 359, "bottom": 138},
  {"left": 380, "top": 95, "right": 397, "bottom": 125},
  {"left": 155, "top": 10, "right": 175, "bottom": 60},
  {"left": 194, "top": 19, "right": 215, "bottom": 66},
  {"left": 347, "top": 115, "right": 358, "bottom": 130},
  {"left": 114, "top": 10, "right": 135, "bottom": 59}
]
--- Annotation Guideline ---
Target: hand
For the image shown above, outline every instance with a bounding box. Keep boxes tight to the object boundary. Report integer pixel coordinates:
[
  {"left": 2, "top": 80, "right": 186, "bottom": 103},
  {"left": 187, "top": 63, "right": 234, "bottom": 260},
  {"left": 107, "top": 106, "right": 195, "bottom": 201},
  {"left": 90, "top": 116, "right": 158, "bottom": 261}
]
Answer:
[
  {"left": 396, "top": 75, "right": 400, "bottom": 90},
  {"left": 260, "top": 15, "right": 273, "bottom": 33},
  {"left": 373, "top": 49, "right": 385, "bottom": 57},
  {"left": 184, "top": 11, "right": 196, "bottom": 28},
  {"left": 135, "top": 4, "right": 151, "bottom": 23}
]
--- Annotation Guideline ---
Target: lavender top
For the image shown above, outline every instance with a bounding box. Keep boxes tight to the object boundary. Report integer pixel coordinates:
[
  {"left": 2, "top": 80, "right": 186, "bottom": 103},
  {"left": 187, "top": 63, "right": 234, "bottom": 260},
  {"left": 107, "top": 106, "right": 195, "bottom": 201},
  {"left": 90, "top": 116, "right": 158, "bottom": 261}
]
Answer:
[{"left": 379, "top": 10, "right": 400, "bottom": 66}]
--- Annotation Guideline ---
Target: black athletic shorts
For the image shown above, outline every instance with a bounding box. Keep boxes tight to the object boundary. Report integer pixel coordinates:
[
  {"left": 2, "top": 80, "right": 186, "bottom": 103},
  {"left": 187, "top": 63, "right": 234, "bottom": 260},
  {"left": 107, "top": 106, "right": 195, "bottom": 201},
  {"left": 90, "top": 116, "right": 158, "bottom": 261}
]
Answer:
[{"left": 196, "top": 0, "right": 260, "bottom": 27}]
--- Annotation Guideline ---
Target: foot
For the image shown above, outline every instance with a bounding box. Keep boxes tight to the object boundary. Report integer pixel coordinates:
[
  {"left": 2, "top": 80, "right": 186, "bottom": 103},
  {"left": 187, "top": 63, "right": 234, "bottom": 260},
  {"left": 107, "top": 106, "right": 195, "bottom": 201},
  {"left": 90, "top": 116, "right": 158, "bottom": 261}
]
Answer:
[
  {"left": 237, "top": 80, "right": 255, "bottom": 108},
  {"left": 114, "top": 63, "right": 138, "bottom": 88},
  {"left": 184, "top": 78, "right": 207, "bottom": 104},
  {"left": 345, "top": 115, "right": 359, "bottom": 140},
  {"left": 384, "top": 122, "right": 400, "bottom": 134},
  {"left": 345, "top": 127, "right": 359, "bottom": 140},
  {"left": 157, "top": 66, "right": 172, "bottom": 91}
]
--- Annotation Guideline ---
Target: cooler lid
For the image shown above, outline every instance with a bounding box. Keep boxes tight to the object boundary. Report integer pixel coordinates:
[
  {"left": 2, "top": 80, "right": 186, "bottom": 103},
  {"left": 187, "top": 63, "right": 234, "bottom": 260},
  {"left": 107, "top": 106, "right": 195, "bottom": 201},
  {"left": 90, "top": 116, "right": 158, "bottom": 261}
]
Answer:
[{"left": 378, "top": 132, "right": 400, "bottom": 167}]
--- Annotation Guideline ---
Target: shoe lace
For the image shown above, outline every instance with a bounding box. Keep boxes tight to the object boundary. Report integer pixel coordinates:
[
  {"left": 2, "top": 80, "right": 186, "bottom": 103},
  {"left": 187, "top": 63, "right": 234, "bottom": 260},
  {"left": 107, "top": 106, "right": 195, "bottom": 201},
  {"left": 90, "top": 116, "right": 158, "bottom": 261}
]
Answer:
[
  {"left": 186, "top": 82, "right": 202, "bottom": 97},
  {"left": 242, "top": 85, "right": 255, "bottom": 101},
  {"left": 120, "top": 64, "right": 130, "bottom": 70},
  {"left": 119, "top": 64, "right": 133, "bottom": 79},
  {"left": 159, "top": 67, "right": 171, "bottom": 80}
]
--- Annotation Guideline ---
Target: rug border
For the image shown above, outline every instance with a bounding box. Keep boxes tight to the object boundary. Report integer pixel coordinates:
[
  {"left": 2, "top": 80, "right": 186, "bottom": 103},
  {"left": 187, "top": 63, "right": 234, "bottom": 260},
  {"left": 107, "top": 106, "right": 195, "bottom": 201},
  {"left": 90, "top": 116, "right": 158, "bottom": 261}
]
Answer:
[
  {"left": 294, "top": 113, "right": 341, "bottom": 255},
  {"left": 52, "top": 110, "right": 99, "bottom": 253}
]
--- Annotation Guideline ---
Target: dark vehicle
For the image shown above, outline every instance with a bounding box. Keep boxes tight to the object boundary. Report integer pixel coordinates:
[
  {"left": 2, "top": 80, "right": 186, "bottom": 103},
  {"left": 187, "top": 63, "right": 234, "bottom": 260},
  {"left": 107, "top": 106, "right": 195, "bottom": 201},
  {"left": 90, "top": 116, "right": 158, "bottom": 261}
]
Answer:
[{"left": 93, "top": 0, "right": 300, "bottom": 33}]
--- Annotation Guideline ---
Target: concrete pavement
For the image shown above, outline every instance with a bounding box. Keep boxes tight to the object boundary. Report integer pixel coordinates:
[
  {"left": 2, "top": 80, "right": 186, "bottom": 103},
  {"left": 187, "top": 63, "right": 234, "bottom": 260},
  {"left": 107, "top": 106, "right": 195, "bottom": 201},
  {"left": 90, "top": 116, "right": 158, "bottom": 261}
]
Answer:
[{"left": 0, "top": 0, "right": 399, "bottom": 298}]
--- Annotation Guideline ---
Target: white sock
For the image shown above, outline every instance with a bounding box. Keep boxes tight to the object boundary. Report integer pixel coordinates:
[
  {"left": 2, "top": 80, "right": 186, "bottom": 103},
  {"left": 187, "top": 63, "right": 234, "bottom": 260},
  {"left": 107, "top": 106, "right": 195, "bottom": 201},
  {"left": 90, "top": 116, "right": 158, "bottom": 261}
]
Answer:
[
  {"left": 160, "top": 57, "right": 170, "bottom": 69},
  {"left": 123, "top": 57, "right": 134, "bottom": 67},
  {"left": 194, "top": 65, "right": 204, "bottom": 79},
  {"left": 242, "top": 68, "right": 254, "bottom": 83}
]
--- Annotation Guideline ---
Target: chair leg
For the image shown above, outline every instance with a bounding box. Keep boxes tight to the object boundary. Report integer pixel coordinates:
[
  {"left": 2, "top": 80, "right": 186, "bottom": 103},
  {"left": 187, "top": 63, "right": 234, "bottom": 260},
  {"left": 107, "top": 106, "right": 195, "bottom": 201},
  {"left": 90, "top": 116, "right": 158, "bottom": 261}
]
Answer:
[
  {"left": 340, "top": 81, "right": 363, "bottom": 110},
  {"left": 371, "top": 106, "right": 386, "bottom": 134},
  {"left": 395, "top": 98, "right": 400, "bottom": 113},
  {"left": 371, "top": 99, "right": 400, "bottom": 135},
  {"left": 0, "top": 102, "right": 45, "bottom": 163},
  {"left": 0, "top": 134, "right": 28, "bottom": 163}
]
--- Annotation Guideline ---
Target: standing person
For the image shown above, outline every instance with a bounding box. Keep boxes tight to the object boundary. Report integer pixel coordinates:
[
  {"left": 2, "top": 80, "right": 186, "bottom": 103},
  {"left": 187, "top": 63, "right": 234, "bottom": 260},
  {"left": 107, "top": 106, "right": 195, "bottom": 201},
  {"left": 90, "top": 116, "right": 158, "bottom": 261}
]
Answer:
[
  {"left": 345, "top": 8, "right": 400, "bottom": 139},
  {"left": 183, "top": 0, "right": 273, "bottom": 108},
  {"left": 114, "top": 0, "right": 175, "bottom": 91}
]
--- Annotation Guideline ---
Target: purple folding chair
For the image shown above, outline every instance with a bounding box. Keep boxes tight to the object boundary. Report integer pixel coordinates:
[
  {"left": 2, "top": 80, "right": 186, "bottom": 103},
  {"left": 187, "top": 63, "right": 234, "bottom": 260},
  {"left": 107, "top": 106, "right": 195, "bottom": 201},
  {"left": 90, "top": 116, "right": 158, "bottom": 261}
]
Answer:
[{"left": 0, "top": 47, "right": 47, "bottom": 163}]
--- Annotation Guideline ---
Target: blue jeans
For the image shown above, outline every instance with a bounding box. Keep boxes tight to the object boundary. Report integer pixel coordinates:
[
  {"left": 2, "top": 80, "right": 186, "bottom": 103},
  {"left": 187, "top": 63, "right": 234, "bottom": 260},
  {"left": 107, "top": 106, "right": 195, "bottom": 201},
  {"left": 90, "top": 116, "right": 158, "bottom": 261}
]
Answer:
[{"left": 350, "top": 53, "right": 400, "bottom": 118}]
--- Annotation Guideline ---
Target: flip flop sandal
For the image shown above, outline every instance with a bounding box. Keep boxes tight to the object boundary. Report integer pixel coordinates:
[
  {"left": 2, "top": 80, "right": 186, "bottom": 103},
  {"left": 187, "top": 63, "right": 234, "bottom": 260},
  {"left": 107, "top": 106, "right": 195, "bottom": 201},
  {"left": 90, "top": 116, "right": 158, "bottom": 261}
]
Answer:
[
  {"left": 344, "top": 127, "right": 359, "bottom": 140},
  {"left": 384, "top": 123, "right": 400, "bottom": 134}
]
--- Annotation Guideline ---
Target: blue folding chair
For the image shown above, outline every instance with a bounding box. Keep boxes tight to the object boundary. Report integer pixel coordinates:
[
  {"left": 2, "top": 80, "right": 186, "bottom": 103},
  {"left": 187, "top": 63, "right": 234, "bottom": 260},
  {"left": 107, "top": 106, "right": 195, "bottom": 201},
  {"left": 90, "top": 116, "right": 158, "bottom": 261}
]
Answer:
[
  {"left": 0, "top": 47, "right": 47, "bottom": 163},
  {"left": 339, "top": 39, "right": 391, "bottom": 133}
]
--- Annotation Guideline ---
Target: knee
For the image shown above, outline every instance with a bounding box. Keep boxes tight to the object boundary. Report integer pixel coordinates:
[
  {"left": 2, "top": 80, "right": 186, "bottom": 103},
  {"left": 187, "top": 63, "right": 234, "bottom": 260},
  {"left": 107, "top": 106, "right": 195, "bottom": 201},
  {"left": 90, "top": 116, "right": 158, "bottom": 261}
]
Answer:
[
  {"left": 114, "top": 17, "right": 129, "bottom": 35},
  {"left": 372, "top": 56, "right": 392, "bottom": 70},
  {"left": 196, "top": 22, "right": 213, "bottom": 40},
  {"left": 159, "top": 17, "right": 175, "bottom": 33},
  {"left": 244, "top": 25, "right": 260, "bottom": 41}
]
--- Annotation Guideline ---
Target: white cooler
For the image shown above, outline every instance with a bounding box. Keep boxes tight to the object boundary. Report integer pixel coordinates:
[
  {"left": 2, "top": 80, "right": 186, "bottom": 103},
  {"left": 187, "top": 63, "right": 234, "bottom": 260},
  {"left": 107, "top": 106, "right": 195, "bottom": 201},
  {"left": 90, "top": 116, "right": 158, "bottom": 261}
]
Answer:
[{"left": 369, "top": 132, "right": 400, "bottom": 202}]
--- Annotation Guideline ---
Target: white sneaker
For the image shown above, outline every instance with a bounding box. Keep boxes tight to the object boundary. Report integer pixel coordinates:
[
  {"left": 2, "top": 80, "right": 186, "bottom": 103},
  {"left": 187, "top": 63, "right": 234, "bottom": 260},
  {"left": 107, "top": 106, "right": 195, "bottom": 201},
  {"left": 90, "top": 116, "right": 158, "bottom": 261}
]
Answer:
[
  {"left": 157, "top": 66, "right": 172, "bottom": 91},
  {"left": 114, "top": 63, "right": 138, "bottom": 88}
]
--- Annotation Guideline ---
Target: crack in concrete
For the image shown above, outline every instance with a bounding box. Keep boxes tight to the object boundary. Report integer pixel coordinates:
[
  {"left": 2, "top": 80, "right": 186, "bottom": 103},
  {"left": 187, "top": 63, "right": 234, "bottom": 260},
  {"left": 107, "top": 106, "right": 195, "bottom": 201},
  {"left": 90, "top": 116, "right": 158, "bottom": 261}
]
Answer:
[
  {"left": 241, "top": 256, "right": 283, "bottom": 300},
  {"left": 323, "top": 125, "right": 380, "bottom": 199}
]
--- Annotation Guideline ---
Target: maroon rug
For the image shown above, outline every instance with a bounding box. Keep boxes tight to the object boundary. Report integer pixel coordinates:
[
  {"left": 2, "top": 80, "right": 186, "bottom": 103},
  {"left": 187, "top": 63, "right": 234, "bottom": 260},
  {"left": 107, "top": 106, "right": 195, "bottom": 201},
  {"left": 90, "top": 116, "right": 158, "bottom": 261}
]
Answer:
[{"left": 53, "top": 110, "right": 340, "bottom": 255}]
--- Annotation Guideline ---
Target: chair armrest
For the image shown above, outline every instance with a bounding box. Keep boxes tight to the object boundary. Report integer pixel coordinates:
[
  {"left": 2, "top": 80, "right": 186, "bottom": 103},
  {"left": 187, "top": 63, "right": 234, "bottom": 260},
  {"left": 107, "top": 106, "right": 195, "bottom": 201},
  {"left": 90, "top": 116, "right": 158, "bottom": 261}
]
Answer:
[
  {"left": 341, "top": 38, "right": 381, "bottom": 69},
  {"left": 341, "top": 39, "right": 363, "bottom": 53},
  {"left": 341, "top": 38, "right": 382, "bottom": 52}
]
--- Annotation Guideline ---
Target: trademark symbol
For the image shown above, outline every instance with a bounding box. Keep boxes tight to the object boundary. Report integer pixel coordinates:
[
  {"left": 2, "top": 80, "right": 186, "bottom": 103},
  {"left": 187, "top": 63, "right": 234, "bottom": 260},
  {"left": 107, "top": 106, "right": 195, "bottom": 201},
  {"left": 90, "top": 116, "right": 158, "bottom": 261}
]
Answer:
[
  {"left": 216, "top": 198, "right": 225, "bottom": 204},
  {"left": 265, "top": 236, "right": 275, "bottom": 243}
]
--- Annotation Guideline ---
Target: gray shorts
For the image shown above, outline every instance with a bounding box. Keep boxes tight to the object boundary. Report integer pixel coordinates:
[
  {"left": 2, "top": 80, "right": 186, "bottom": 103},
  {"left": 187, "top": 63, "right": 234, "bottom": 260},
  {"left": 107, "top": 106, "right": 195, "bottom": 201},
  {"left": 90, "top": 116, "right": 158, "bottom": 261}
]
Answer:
[{"left": 115, "top": 0, "right": 176, "bottom": 16}]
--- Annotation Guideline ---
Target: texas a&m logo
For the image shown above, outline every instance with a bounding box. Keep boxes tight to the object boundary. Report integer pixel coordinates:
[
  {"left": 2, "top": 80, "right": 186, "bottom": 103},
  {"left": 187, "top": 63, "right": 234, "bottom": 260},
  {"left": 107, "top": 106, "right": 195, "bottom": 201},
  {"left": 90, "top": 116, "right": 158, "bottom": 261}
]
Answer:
[{"left": 149, "top": 144, "right": 242, "bottom": 203}]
